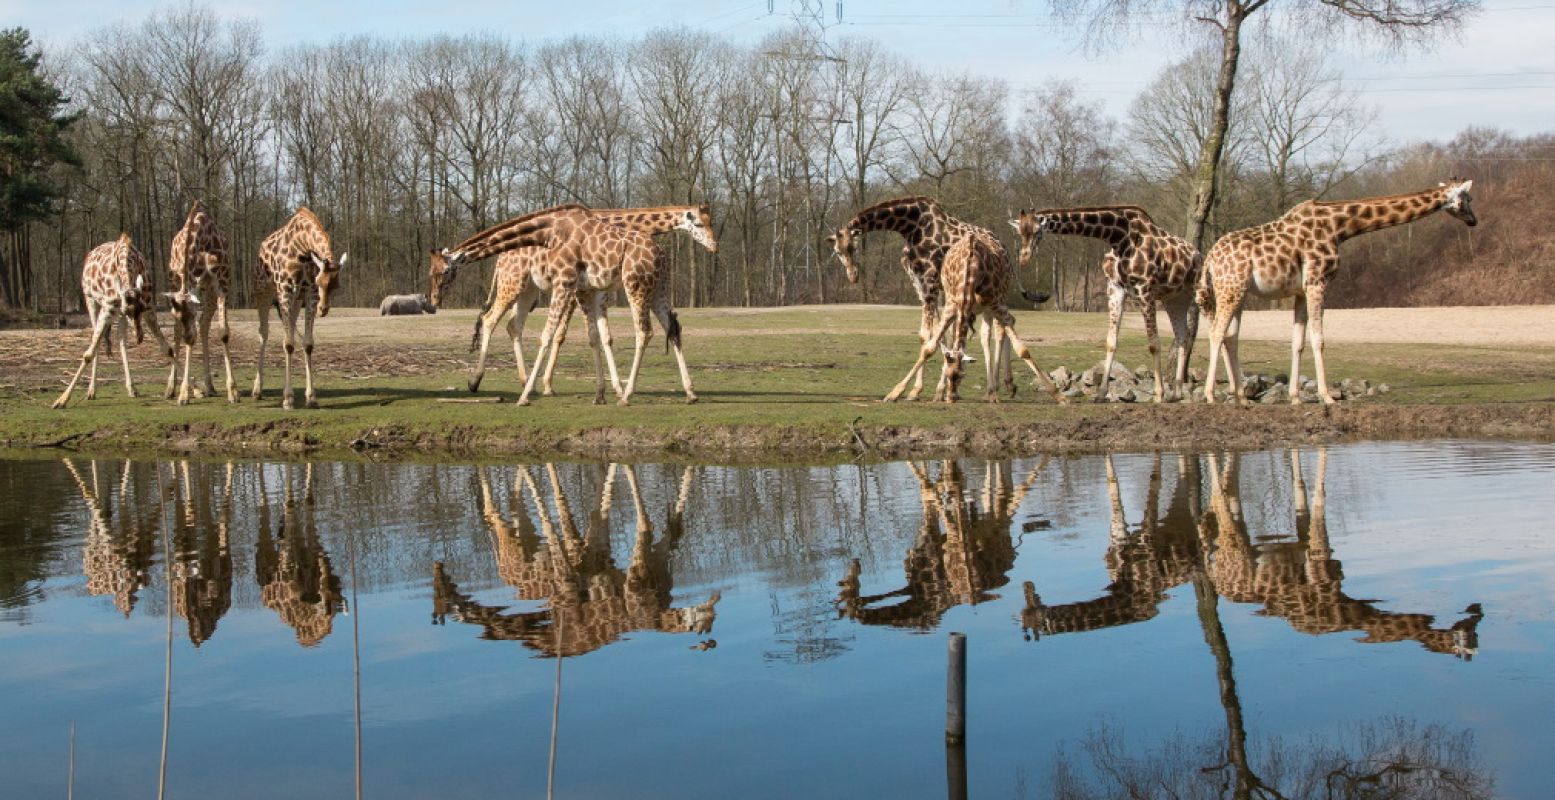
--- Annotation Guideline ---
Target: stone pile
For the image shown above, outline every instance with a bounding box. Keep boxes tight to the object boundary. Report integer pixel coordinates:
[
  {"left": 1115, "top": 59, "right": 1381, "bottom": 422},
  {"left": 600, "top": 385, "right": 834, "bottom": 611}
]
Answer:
[{"left": 1044, "top": 361, "right": 1392, "bottom": 404}]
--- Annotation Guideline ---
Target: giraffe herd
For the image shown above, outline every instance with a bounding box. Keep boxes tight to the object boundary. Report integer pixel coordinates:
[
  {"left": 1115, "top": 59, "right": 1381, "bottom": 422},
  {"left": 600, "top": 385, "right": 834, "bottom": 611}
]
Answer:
[{"left": 51, "top": 179, "right": 1476, "bottom": 411}]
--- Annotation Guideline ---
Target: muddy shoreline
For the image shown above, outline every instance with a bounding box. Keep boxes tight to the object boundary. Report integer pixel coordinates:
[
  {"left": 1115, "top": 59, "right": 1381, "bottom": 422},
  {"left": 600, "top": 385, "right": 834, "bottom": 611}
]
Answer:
[{"left": 6, "top": 403, "right": 1551, "bottom": 464}]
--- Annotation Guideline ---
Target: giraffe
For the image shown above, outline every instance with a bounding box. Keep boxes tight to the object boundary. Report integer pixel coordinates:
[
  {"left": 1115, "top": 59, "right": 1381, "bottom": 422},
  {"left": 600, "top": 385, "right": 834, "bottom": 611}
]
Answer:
[
  {"left": 432, "top": 462, "right": 719, "bottom": 656},
  {"left": 167, "top": 201, "right": 239, "bottom": 405},
  {"left": 884, "top": 229, "right": 1066, "bottom": 404},
  {"left": 51, "top": 234, "right": 178, "bottom": 409},
  {"left": 1010, "top": 206, "right": 1202, "bottom": 402},
  {"left": 836, "top": 458, "right": 1045, "bottom": 630},
  {"left": 826, "top": 196, "right": 1027, "bottom": 401},
  {"left": 1199, "top": 180, "right": 1478, "bottom": 404},
  {"left": 429, "top": 204, "right": 689, "bottom": 405},
  {"left": 253, "top": 207, "right": 348, "bottom": 409},
  {"left": 255, "top": 462, "right": 345, "bottom": 647},
  {"left": 457, "top": 204, "right": 718, "bottom": 398}
]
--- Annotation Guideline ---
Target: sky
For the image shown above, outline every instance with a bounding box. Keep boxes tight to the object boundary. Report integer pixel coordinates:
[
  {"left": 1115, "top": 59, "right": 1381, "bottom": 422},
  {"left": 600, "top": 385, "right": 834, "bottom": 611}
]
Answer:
[{"left": 6, "top": 0, "right": 1553, "bottom": 144}]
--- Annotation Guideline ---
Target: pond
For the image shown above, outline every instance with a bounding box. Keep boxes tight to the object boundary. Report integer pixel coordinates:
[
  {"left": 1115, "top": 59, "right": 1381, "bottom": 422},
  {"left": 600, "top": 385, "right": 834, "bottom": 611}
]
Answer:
[{"left": 2, "top": 442, "right": 1552, "bottom": 798}]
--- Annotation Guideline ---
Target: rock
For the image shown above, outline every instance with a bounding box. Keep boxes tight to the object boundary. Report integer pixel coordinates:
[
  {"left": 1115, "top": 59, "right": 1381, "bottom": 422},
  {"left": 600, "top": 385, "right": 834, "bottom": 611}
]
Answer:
[
  {"left": 1299, "top": 390, "right": 1319, "bottom": 404},
  {"left": 1377, "top": 383, "right": 1392, "bottom": 394},
  {"left": 1190, "top": 368, "right": 1206, "bottom": 382},
  {"left": 1081, "top": 367, "right": 1100, "bottom": 386},
  {"left": 1062, "top": 387, "right": 1085, "bottom": 400},
  {"left": 1301, "top": 378, "right": 1317, "bottom": 392},
  {"left": 1260, "top": 389, "right": 1284, "bottom": 404},
  {"left": 1050, "top": 366, "right": 1074, "bottom": 387},
  {"left": 1134, "top": 365, "right": 1152, "bottom": 379},
  {"left": 1274, "top": 373, "right": 1289, "bottom": 384},
  {"left": 1366, "top": 386, "right": 1378, "bottom": 397},
  {"left": 1130, "top": 389, "right": 1154, "bottom": 403}
]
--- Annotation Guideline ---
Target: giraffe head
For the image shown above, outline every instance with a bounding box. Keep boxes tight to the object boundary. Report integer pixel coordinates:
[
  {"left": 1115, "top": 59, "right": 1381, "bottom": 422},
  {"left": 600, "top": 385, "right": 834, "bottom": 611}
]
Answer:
[
  {"left": 309, "top": 251, "right": 346, "bottom": 317},
  {"left": 1008, "top": 209, "right": 1047, "bottom": 267},
  {"left": 120, "top": 274, "right": 151, "bottom": 344},
  {"left": 1440, "top": 178, "right": 1476, "bottom": 227},
  {"left": 427, "top": 248, "right": 463, "bottom": 309},
  {"left": 678, "top": 204, "right": 718, "bottom": 253},
  {"left": 824, "top": 225, "right": 863, "bottom": 283},
  {"left": 162, "top": 286, "right": 202, "bottom": 345}
]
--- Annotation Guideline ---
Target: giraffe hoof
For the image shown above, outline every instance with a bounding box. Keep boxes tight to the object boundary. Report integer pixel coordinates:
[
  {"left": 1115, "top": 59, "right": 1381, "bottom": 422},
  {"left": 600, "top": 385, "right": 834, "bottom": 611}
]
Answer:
[
  {"left": 125, "top": 388, "right": 139, "bottom": 399},
  {"left": 685, "top": 394, "right": 698, "bottom": 405},
  {"left": 282, "top": 398, "right": 294, "bottom": 410},
  {"left": 227, "top": 390, "right": 239, "bottom": 404},
  {"left": 85, "top": 390, "right": 96, "bottom": 401},
  {"left": 617, "top": 397, "right": 631, "bottom": 406},
  {"left": 541, "top": 388, "right": 556, "bottom": 397},
  {"left": 305, "top": 397, "right": 318, "bottom": 409},
  {"left": 177, "top": 395, "right": 190, "bottom": 407},
  {"left": 467, "top": 378, "right": 482, "bottom": 393},
  {"left": 50, "top": 399, "right": 66, "bottom": 410}
]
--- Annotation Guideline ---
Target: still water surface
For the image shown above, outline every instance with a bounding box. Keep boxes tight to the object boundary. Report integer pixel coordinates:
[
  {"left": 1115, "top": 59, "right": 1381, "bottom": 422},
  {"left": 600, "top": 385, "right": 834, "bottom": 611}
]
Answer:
[{"left": 1, "top": 443, "right": 1553, "bottom": 798}]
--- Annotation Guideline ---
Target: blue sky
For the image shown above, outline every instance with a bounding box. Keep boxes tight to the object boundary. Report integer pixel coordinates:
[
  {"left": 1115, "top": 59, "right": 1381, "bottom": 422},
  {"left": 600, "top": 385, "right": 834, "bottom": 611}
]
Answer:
[{"left": 7, "top": 0, "right": 1553, "bottom": 143}]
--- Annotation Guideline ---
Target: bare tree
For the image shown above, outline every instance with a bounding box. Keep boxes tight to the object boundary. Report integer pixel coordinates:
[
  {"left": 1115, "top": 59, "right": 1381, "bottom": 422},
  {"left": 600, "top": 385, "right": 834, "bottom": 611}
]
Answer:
[{"left": 1048, "top": 0, "right": 1481, "bottom": 250}]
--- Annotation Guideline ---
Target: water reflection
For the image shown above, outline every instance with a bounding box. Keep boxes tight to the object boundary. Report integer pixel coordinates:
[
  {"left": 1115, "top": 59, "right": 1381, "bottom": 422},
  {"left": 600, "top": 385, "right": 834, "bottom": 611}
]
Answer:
[
  {"left": 1023, "top": 450, "right": 1483, "bottom": 657},
  {"left": 170, "top": 460, "right": 235, "bottom": 646},
  {"left": 69, "top": 459, "right": 159, "bottom": 617},
  {"left": 432, "top": 463, "right": 720, "bottom": 656},
  {"left": 255, "top": 463, "right": 346, "bottom": 648},
  {"left": 836, "top": 459, "right": 1042, "bottom": 630}
]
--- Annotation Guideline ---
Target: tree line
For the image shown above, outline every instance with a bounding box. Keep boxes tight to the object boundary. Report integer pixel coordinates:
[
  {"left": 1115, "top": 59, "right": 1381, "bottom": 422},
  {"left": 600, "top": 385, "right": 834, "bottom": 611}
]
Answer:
[{"left": 5, "top": 0, "right": 1547, "bottom": 318}]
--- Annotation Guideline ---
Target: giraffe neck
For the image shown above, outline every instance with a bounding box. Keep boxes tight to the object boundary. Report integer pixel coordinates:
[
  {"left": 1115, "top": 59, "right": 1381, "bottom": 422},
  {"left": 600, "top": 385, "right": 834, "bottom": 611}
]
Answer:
[
  {"left": 453, "top": 204, "right": 585, "bottom": 261},
  {"left": 1035, "top": 208, "right": 1136, "bottom": 248},
  {"left": 1331, "top": 188, "right": 1448, "bottom": 241},
  {"left": 591, "top": 206, "right": 696, "bottom": 235},
  {"left": 848, "top": 198, "right": 940, "bottom": 244}
]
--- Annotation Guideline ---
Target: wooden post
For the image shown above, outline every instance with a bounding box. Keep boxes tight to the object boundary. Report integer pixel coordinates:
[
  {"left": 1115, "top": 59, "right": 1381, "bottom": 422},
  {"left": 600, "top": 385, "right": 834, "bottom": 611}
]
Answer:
[{"left": 946, "top": 631, "right": 967, "bottom": 744}]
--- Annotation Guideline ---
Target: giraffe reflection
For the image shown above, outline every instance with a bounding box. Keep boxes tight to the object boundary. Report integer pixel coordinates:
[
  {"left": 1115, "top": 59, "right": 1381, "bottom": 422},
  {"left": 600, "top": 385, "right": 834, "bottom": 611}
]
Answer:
[
  {"left": 432, "top": 463, "right": 720, "bottom": 656},
  {"left": 68, "top": 459, "right": 158, "bottom": 617},
  {"left": 169, "top": 460, "right": 236, "bottom": 646},
  {"left": 1023, "top": 451, "right": 1483, "bottom": 658},
  {"left": 837, "top": 459, "right": 1045, "bottom": 630},
  {"left": 255, "top": 463, "right": 346, "bottom": 647}
]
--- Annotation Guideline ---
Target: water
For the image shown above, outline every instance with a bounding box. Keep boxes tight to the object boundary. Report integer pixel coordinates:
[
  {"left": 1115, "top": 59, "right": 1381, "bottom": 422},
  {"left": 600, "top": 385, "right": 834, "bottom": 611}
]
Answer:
[{"left": 1, "top": 443, "right": 1552, "bottom": 799}]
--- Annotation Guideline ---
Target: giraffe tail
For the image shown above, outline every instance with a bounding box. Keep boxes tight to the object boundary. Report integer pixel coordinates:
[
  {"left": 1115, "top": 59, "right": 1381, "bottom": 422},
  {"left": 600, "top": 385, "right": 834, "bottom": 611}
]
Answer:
[
  {"left": 1194, "top": 254, "right": 1215, "bottom": 315},
  {"left": 665, "top": 309, "right": 681, "bottom": 354},
  {"left": 469, "top": 313, "right": 484, "bottom": 353}
]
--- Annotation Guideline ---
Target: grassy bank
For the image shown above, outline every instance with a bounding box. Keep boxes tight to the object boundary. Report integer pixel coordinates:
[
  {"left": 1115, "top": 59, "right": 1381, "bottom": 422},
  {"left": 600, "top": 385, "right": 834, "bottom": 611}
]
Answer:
[{"left": 2, "top": 305, "right": 1552, "bottom": 462}]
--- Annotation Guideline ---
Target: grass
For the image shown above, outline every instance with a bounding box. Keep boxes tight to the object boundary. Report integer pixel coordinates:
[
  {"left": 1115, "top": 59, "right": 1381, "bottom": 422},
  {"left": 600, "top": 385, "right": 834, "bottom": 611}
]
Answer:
[{"left": 2, "top": 305, "right": 1553, "bottom": 461}]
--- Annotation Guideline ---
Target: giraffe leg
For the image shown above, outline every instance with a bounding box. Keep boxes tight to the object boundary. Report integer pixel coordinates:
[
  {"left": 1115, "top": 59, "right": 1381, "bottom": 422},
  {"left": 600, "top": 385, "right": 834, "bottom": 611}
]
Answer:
[
  {"left": 251, "top": 289, "right": 271, "bottom": 400},
  {"left": 542, "top": 303, "right": 570, "bottom": 397},
  {"left": 942, "top": 310, "right": 975, "bottom": 404},
  {"left": 887, "top": 313, "right": 954, "bottom": 403},
  {"left": 1000, "top": 327, "right": 1016, "bottom": 399},
  {"left": 1141, "top": 299, "right": 1164, "bottom": 403},
  {"left": 509, "top": 286, "right": 541, "bottom": 388},
  {"left": 1288, "top": 298, "right": 1308, "bottom": 404},
  {"left": 579, "top": 297, "right": 609, "bottom": 405},
  {"left": 652, "top": 303, "right": 696, "bottom": 404},
  {"left": 1203, "top": 287, "right": 1244, "bottom": 405},
  {"left": 618, "top": 298, "right": 654, "bottom": 406},
  {"left": 995, "top": 309, "right": 1067, "bottom": 404},
  {"left": 906, "top": 301, "right": 937, "bottom": 401},
  {"left": 1164, "top": 293, "right": 1194, "bottom": 401},
  {"left": 469, "top": 284, "right": 521, "bottom": 392},
  {"left": 280, "top": 297, "right": 300, "bottom": 410},
  {"left": 1095, "top": 283, "right": 1126, "bottom": 403},
  {"left": 1306, "top": 284, "right": 1336, "bottom": 405},
  {"left": 55, "top": 310, "right": 116, "bottom": 409},
  {"left": 138, "top": 307, "right": 178, "bottom": 400},
  {"left": 1223, "top": 311, "right": 1248, "bottom": 405},
  {"left": 217, "top": 296, "right": 237, "bottom": 403},
  {"left": 301, "top": 302, "right": 319, "bottom": 409},
  {"left": 176, "top": 305, "right": 198, "bottom": 406},
  {"left": 586, "top": 292, "right": 625, "bottom": 400},
  {"left": 85, "top": 312, "right": 105, "bottom": 401},
  {"left": 116, "top": 313, "right": 137, "bottom": 398},
  {"left": 517, "top": 289, "right": 574, "bottom": 406},
  {"left": 195, "top": 295, "right": 216, "bottom": 399}
]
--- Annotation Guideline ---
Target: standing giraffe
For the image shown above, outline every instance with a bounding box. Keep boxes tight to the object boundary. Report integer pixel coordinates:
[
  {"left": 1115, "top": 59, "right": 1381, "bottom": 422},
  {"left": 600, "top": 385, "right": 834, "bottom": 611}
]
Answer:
[
  {"left": 1199, "top": 180, "right": 1477, "bottom": 404},
  {"left": 254, "top": 207, "right": 348, "bottom": 409},
  {"left": 450, "top": 204, "right": 718, "bottom": 397},
  {"left": 429, "top": 204, "right": 695, "bottom": 405},
  {"left": 52, "top": 234, "right": 178, "bottom": 409},
  {"left": 1010, "top": 206, "right": 1202, "bottom": 402},
  {"left": 887, "top": 229, "right": 1066, "bottom": 404},
  {"left": 826, "top": 196, "right": 1029, "bottom": 401},
  {"left": 167, "top": 201, "right": 238, "bottom": 405}
]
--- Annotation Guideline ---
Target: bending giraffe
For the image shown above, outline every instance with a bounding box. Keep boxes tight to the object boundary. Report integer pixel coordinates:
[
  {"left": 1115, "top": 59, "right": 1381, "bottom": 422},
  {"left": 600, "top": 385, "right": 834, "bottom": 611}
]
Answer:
[
  {"left": 1199, "top": 180, "right": 1477, "bottom": 404},
  {"left": 886, "top": 229, "right": 1065, "bottom": 404},
  {"left": 433, "top": 462, "right": 718, "bottom": 656},
  {"left": 52, "top": 235, "right": 179, "bottom": 409},
  {"left": 166, "top": 201, "right": 239, "bottom": 405},
  {"left": 67, "top": 459, "right": 159, "bottom": 616},
  {"left": 826, "top": 196, "right": 1030, "bottom": 401},
  {"left": 1010, "top": 206, "right": 1201, "bottom": 402},
  {"left": 253, "top": 208, "right": 348, "bottom": 409},
  {"left": 437, "top": 204, "right": 717, "bottom": 398},
  {"left": 429, "top": 205, "right": 688, "bottom": 405}
]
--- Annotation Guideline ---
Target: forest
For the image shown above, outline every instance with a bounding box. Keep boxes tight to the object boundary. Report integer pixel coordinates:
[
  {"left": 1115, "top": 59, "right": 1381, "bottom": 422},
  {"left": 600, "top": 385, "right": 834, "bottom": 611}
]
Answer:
[{"left": 2, "top": 3, "right": 1550, "bottom": 317}]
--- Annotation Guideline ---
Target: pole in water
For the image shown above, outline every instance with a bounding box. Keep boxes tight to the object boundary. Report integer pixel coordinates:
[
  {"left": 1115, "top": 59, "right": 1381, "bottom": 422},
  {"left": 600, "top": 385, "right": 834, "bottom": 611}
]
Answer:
[{"left": 946, "top": 631, "right": 967, "bottom": 744}]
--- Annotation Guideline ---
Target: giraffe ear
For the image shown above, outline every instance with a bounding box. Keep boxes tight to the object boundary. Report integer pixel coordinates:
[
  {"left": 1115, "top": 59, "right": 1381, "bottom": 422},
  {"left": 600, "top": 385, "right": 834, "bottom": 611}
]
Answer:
[
  {"left": 338, "top": 251, "right": 349, "bottom": 268},
  {"left": 134, "top": 274, "right": 144, "bottom": 291},
  {"left": 1460, "top": 179, "right": 1473, "bottom": 192},
  {"left": 1007, "top": 219, "right": 1021, "bottom": 232}
]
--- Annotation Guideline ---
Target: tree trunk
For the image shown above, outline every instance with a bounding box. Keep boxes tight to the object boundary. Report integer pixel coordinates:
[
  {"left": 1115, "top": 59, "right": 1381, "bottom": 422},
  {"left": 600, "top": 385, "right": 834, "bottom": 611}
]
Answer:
[{"left": 1186, "top": 9, "right": 1246, "bottom": 252}]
